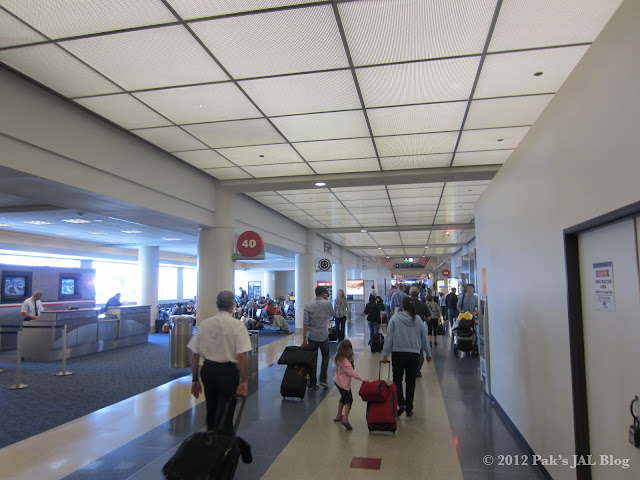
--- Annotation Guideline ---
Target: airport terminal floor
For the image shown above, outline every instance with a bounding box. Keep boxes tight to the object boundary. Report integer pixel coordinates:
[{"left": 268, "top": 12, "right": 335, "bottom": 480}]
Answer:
[{"left": 0, "top": 314, "right": 545, "bottom": 480}]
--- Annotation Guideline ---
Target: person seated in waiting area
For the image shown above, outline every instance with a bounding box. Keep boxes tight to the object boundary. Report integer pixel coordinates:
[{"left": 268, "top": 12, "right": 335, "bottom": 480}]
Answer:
[
  {"left": 182, "top": 300, "right": 196, "bottom": 315},
  {"left": 265, "top": 299, "right": 291, "bottom": 333},
  {"left": 21, "top": 290, "right": 44, "bottom": 321},
  {"left": 105, "top": 293, "right": 122, "bottom": 309},
  {"left": 172, "top": 303, "right": 184, "bottom": 315}
]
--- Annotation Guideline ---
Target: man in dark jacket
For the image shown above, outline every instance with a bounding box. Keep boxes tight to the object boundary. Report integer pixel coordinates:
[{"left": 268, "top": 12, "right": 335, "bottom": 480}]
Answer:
[
  {"left": 409, "top": 287, "right": 429, "bottom": 377},
  {"left": 445, "top": 288, "right": 458, "bottom": 326}
]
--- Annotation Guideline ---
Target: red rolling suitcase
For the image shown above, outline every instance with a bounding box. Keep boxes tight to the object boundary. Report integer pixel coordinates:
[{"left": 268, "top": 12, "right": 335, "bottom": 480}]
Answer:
[{"left": 366, "top": 361, "right": 398, "bottom": 433}]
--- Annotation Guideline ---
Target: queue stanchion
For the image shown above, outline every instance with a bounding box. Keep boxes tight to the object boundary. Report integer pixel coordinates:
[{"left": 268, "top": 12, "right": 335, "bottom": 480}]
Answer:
[
  {"left": 55, "top": 324, "right": 73, "bottom": 377},
  {"left": 7, "top": 329, "right": 28, "bottom": 390}
]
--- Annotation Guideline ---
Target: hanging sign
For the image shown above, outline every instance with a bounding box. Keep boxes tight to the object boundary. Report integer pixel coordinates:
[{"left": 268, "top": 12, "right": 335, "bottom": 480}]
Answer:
[
  {"left": 593, "top": 261, "right": 615, "bottom": 311},
  {"left": 235, "top": 231, "right": 265, "bottom": 259},
  {"left": 442, "top": 269, "right": 451, "bottom": 277},
  {"left": 318, "top": 258, "right": 332, "bottom": 271}
]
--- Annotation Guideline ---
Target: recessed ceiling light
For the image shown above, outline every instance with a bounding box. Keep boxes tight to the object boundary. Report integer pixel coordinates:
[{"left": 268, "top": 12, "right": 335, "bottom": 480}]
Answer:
[
  {"left": 0, "top": 223, "right": 13, "bottom": 227},
  {"left": 408, "top": 257, "right": 414, "bottom": 262},
  {"left": 62, "top": 219, "right": 92, "bottom": 224},
  {"left": 497, "top": 138, "right": 504, "bottom": 142},
  {"left": 445, "top": 231, "right": 450, "bottom": 236},
  {"left": 88, "top": 231, "right": 108, "bottom": 235},
  {"left": 122, "top": 230, "right": 143, "bottom": 234},
  {"left": 386, "top": 256, "right": 390, "bottom": 259},
  {"left": 199, "top": 104, "right": 207, "bottom": 108},
  {"left": 377, "top": 247, "right": 382, "bottom": 250},
  {"left": 315, "top": 182, "right": 326, "bottom": 187},
  {"left": 56, "top": 232, "right": 76, "bottom": 236},
  {"left": 425, "top": 246, "right": 429, "bottom": 248},
  {"left": 24, "top": 221, "right": 52, "bottom": 225},
  {"left": 534, "top": 71, "right": 544, "bottom": 76},
  {"left": 361, "top": 229, "right": 367, "bottom": 233},
  {"left": 163, "top": 238, "right": 182, "bottom": 241},
  {"left": 259, "top": 154, "right": 265, "bottom": 158}
]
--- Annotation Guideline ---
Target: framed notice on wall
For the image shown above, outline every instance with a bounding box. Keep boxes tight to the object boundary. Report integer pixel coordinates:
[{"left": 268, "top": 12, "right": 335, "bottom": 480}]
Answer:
[{"left": 593, "top": 261, "right": 615, "bottom": 311}]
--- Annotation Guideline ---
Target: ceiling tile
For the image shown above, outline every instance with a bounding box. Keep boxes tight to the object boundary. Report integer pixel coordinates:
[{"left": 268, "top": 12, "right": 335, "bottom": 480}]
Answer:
[
  {"left": 457, "top": 127, "right": 529, "bottom": 152},
  {"left": 168, "top": 0, "right": 321, "bottom": 19},
  {"left": 376, "top": 132, "right": 458, "bottom": 157},
  {"left": 382, "top": 248, "right": 406, "bottom": 255},
  {"left": 0, "top": 44, "right": 121, "bottom": 97},
  {"left": 331, "top": 185, "right": 387, "bottom": 193},
  {"left": 388, "top": 182, "right": 445, "bottom": 190},
  {"left": 443, "top": 184, "right": 488, "bottom": 196},
  {"left": 340, "top": 0, "right": 495, "bottom": 65},
  {"left": 391, "top": 197, "right": 440, "bottom": 206},
  {"left": 369, "top": 232, "right": 401, "bottom": 242},
  {"left": 239, "top": 70, "right": 361, "bottom": 116},
  {"left": 174, "top": 150, "right": 234, "bottom": 169},
  {"left": 356, "top": 57, "right": 480, "bottom": 107},
  {"left": 396, "top": 217, "right": 433, "bottom": 227},
  {"left": 281, "top": 191, "right": 337, "bottom": 202},
  {"left": 182, "top": 119, "right": 284, "bottom": 148},
  {"left": 474, "top": 46, "right": 590, "bottom": 98},
  {"left": 440, "top": 194, "right": 479, "bottom": 204},
  {"left": 191, "top": 5, "right": 347, "bottom": 78},
  {"left": 0, "top": 9, "right": 45, "bottom": 47},
  {"left": 74, "top": 94, "right": 171, "bottom": 129},
  {"left": 465, "top": 94, "right": 553, "bottom": 130},
  {"left": 347, "top": 206, "right": 393, "bottom": 214},
  {"left": 435, "top": 214, "right": 475, "bottom": 224},
  {"left": 131, "top": 126, "right": 207, "bottom": 152},
  {"left": 243, "top": 162, "right": 314, "bottom": 177},
  {"left": 388, "top": 187, "right": 443, "bottom": 199},
  {"left": 335, "top": 190, "right": 388, "bottom": 201},
  {"left": 368, "top": 101, "right": 466, "bottom": 136},
  {"left": 380, "top": 154, "right": 451, "bottom": 170},
  {"left": 202, "top": 166, "right": 252, "bottom": 180},
  {"left": 342, "top": 198, "right": 391, "bottom": 208},
  {"left": 295, "top": 138, "right": 376, "bottom": 162},
  {"left": 360, "top": 219, "right": 396, "bottom": 227},
  {"left": 62, "top": 25, "right": 229, "bottom": 90},
  {"left": 271, "top": 110, "right": 370, "bottom": 142},
  {"left": 395, "top": 208, "right": 438, "bottom": 216},
  {"left": 489, "top": 0, "right": 623, "bottom": 52},
  {"left": 452, "top": 149, "right": 512, "bottom": 166},
  {"left": 311, "top": 158, "right": 381, "bottom": 174},
  {"left": 216, "top": 143, "right": 301, "bottom": 166},
  {"left": 133, "top": 83, "right": 261, "bottom": 124}
]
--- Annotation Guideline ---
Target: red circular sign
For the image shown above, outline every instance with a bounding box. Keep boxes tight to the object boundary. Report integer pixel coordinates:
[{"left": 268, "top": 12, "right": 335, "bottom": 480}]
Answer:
[
  {"left": 442, "top": 269, "right": 451, "bottom": 277},
  {"left": 237, "top": 231, "right": 264, "bottom": 258}
]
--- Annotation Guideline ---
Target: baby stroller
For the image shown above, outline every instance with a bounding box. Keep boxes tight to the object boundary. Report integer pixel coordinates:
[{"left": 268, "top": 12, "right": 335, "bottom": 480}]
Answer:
[{"left": 451, "top": 312, "right": 478, "bottom": 355}]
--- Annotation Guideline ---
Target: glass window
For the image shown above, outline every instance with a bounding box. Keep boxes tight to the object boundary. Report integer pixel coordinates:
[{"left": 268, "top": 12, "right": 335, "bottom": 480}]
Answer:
[
  {"left": 93, "top": 261, "right": 138, "bottom": 304},
  {"left": 0, "top": 253, "right": 80, "bottom": 269},
  {"left": 183, "top": 268, "right": 197, "bottom": 300},
  {"left": 159, "top": 266, "right": 178, "bottom": 301}
]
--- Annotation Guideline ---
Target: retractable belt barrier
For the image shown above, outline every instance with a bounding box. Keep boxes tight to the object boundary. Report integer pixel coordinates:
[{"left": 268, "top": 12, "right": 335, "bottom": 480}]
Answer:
[{"left": 0, "top": 324, "right": 74, "bottom": 390}]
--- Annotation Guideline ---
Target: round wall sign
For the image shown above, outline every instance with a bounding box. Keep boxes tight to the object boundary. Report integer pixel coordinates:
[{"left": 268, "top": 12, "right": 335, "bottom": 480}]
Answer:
[
  {"left": 442, "top": 269, "right": 451, "bottom": 277},
  {"left": 318, "top": 258, "right": 332, "bottom": 271},
  {"left": 236, "top": 231, "right": 264, "bottom": 258}
]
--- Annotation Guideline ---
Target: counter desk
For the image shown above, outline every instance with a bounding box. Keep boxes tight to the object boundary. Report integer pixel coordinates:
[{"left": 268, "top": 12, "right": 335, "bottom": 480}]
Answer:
[{"left": 22, "top": 305, "right": 150, "bottom": 361}]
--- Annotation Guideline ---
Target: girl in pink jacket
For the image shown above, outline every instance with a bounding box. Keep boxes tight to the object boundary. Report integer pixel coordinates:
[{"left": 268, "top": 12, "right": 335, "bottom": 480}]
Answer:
[{"left": 333, "top": 339, "right": 368, "bottom": 430}]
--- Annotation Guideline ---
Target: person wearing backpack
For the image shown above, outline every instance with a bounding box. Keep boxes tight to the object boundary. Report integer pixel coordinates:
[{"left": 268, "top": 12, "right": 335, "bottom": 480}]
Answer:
[
  {"left": 445, "top": 288, "right": 459, "bottom": 327},
  {"left": 363, "top": 295, "right": 381, "bottom": 348}
]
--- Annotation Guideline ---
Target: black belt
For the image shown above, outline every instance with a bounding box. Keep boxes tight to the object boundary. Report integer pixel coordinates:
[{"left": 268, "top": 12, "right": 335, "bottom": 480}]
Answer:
[{"left": 204, "top": 360, "right": 235, "bottom": 365}]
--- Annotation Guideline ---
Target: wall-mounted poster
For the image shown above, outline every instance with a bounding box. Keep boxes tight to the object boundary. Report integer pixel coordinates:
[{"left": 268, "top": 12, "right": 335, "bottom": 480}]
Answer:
[
  {"left": 346, "top": 279, "right": 364, "bottom": 296},
  {"left": 248, "top": 281, "right": 261, "bottom": 300}
]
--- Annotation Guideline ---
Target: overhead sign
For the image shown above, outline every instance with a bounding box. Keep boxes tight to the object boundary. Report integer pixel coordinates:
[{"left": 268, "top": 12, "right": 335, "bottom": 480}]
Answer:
[
  {"left": 234, "top": 231, "right": 265, "bottom": 260},
  {"left": 442, "top": 269, "right": 451, "bottom": 277},
  {"left": 394, "top": 263, "right": 424, "bottom": 269},
  {"left": 593, "top": 261, "right": 615, "bottom": 311},
  {"left": 318, "top": 258, "right": 332, "bottom": 271}
]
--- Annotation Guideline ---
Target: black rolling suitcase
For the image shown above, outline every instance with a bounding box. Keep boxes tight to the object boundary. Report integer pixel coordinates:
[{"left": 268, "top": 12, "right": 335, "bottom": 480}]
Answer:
[
  {"left": 328, "top": 319, "right": 338, "bottom": 342},
  {"left": 280, "top": 365, "right": 308, "bottom": 399},
  {"left": 371, "top": 332, "right": 384, "bottom": 353},
  {"left": 162, "top": 395, "right": 252, "bottom": 480}
]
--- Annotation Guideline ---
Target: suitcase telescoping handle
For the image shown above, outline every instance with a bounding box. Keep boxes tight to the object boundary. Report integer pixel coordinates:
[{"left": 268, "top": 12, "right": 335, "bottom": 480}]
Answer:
[
  {"left": 379, "top": 360, "right": 391, "bottom": 380},
  {"left": 219, "top": 394, "right": 247, "bottom": 434}
]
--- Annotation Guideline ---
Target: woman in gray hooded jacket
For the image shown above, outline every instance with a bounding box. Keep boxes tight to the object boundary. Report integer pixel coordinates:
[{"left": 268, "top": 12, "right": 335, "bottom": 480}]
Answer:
[{"left": 382, "top": 296, "right": 432, "bottom": 417}]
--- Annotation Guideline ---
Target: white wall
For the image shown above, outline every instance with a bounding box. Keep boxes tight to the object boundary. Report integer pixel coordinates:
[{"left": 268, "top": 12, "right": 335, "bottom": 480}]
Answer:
[
  {"left": 475, "top": 2, "right": 639, "bottom": 479},
  {"left": 362, "top": 261, "right": 393, "bottom": 298}
]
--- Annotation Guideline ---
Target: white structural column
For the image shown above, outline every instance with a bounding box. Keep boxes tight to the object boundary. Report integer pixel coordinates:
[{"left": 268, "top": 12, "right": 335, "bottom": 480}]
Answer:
[
  {"left": 332, "top": 248, "right": 347, "bottom": 297},
  {"left": 176, "top": 267, "right": 184, "bottom": 301},
  {"left": 138, "top": 246, "right": 159, "bottom": 331},
  {"left": 196, "top": 187, "right": 235, "bottom": 325},
  {"left": 295, "top": 230, "right": 316, "bottom": 329},
  {"left": 263, "top": 270, "right": 275, "bottom": 299}
]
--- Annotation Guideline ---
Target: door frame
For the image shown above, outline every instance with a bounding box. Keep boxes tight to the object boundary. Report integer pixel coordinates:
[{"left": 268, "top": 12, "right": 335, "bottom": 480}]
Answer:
[{"left": 564, "top": 200, "right": 640, "bottom": 480}]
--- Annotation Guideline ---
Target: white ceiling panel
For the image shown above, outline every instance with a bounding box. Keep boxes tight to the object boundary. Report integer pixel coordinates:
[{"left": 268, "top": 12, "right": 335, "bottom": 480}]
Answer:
[
  {"left": 330, "top": 185, "right": 386, "bottom": 193},
  {"left": 388, "top": 187, "right": 443, "bottom": 199},
  {"left": 368, "top": 101, "right": 466, "bottom": 136},
  {"left": 271, "top": 110, "right": 370, "bottom": 142},
  {"left": 440, "top": 194, "right": 479, "bottom": 204},
  {"left": 167, "top": 0, "right": 321, "bottom": 19},
  {"left": 74, "top": 94, "right": 171, "bottom": 129},
  {"left": 182, "top": 119, "right": 284, "bottom": 149},
  {"left": 335, "top": 190, "right": 389, "bottom": 201},
  {"left": 62, "top": 25, "right": 229, "bottom": 90},
  {"left": 340, "top": 0, "right": 495, "bottom": 65},
  {"left": 391, "top": 197, "right": 440, "bottom": 206},
  {"left": 131, "top": 126, "right": 207, "bottom": 152},
  {"left": 368, "top": 232, "right": 401, "bottom": 241},
  {"left": 458, "top": 127, "right": 529, "bottom": 152},
  {"left": 0, "top": 44, "right": 121, "bottom": 97},
  {"left": 281, "top": 191, "right": 336, "bottom": 202},
  {"left": 243, "top": 162, "right": 314, "bottom": 177},
  {"left": 202, "top": 166, "right": 252, "bottom": 180},
  {"left": 380, "top": 154, "right": 452, "bottom": 170},
  {"left": 342, "top": 198, "right": 391, "bottom": 209},
  {"left": 311, "top": 158, "right": 381, "bottom": 174},
  {"left": 396, "top": 217, "right": 434, "bottom": 226},
  {"left": 357, "top": 57, "right": 480, "bottom": 107},
  {"left": 347, "top": 206, "right": 393, "bottom": 215},
  {"left": 217, "top": 143, "right": 301, "bottom": 166},
  {"left": 388, "top": 181, "right": 445, "bottom": 190},
  {"left": 352, "top": 213, "right": 395, "bottom": 222},
  {"left": 174, "top": 150, "right": 234, "bottom": 169},
  {"left": 489, "top": 0, "right": 622, "bottom": 52},
  {"left": 395, "top": 208, "right": 438, "bottom": 216},
  {"left": 295, "top": 138, "right": 376, "bottom": 162},
  {"left": 133, "top": 83, "right": 260, "bottom": 124},
  {"left": 443, "top": 184, "right": 488, "bottom": 196},
  {"left": 239, "top": 70, "right": 361, "bottom": 116},
  {"left": 400, "top": 231, "right": 429, "bottom": 242},
  {"left": 405, "top": 249, "right": 427, "bottom": 256},
  {"left": 435, "top": 214, "right": 475, "bottom": 224},
  {"left": 376, "top": 132, "right": 458, "bottom": 157},
  {"left": 474, "top": 46, "right": 590, "bottom": 98},
  {"left": 465, "top": 94, "right": 554, "bottom": 129},
  {"left": 382, "top": 248, "right": 406, "bottom": 256},
  {"left": 0, "top": 0, "right": 176, "bottom": 38},
  {"left": 191, "top": 5, "right": 347, "bottom": 78},
  {"left": 452, "top": 149, "right": 512, "bottom": 166},
  {"left": 0, "top": 9, "right": 45, "bottom": 47}
]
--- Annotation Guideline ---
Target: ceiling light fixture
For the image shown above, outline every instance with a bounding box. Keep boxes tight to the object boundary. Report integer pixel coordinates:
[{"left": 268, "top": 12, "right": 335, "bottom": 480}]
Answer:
[
  {"left": 315, "top": 182, "right": 326, "bottom": 187},
  {"left": 534, "top": 71, "right": 544, "bottom": 76},
  {"left": 361, "top": 229, "right": 367, "bottom": 233},
  {"left": 122, "top": 230, "right": 143, "bottom": 234},
  {"left": 425, "top": 246, "right": 429, "bottom": 248},
  {"left": 88, "top": 232, "right": 108, "bottom": 235},
  {"left": 445, "top": 231, "right": 450, "bottom": 236},
  {"left": 61, "top": 219, "right": 92, "bottom": 224},
  {"left": 56, "top": 233, "right": 76, "bottom": 236},
  {"left": 0, "top": 223, "right": 13, "bottom": 227},
  {"left": 409, "top": 257, "right": 414, "bottom": 262},
  {"left": 24, "top": 221, "right": 52, "bottom": 225},
  {"left": 163, "top": 238, "right": 182, "bottom": 241},
  {"left": 377, "top": 247, "right": 382, "bottom": 250},
  {"left": 497, "top": 138, "right": 504, "bottom": 142},
  {"left": 199, "top": 104, "right": 207, "bottom": 108}
]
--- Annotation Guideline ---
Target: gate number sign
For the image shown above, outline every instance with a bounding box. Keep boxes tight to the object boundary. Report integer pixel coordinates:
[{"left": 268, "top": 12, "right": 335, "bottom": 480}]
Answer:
[{"left": 237, "top": 231, "right": 264, "bottom": 258}]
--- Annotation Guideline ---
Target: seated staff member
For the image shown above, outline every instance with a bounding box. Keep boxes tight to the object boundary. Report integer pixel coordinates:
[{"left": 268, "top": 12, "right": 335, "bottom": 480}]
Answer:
[
  {"left": 105, "top": 293, "right": 122, "bottom": 309},
  {"left": 188, "top": 290, "right": 251, "bottom": 434},
  {"left": 21, "top": 290, "right": 44, "bottom": 321}
]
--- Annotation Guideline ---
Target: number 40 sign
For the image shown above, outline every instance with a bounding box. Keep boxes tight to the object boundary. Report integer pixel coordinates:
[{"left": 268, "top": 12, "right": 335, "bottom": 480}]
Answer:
[{"left": 236, "top": 231, "right": 265, "bottom": 258}]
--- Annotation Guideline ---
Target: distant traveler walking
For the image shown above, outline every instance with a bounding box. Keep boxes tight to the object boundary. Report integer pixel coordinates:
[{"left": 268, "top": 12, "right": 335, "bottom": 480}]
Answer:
[
  {"left": 303, "top": 286, "right": 335, "bottom": 389},
  {"left": 425, "top": 294, "right": 441, "bottom": 346},
  {"left": 445, "top": 288, "right": 459, "bottom": 327},
  {"left": 334, "top": 289, "right": 349, "bottom": 342}
]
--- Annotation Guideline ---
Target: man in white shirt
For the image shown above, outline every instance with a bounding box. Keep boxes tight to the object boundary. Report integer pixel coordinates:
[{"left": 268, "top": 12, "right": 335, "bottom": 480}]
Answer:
[
  {"left": 188, "top": 290, "right": 252, "bottom": 433},
  {"left": 21, "top": 290, "right": 44, "bottom": 321}
]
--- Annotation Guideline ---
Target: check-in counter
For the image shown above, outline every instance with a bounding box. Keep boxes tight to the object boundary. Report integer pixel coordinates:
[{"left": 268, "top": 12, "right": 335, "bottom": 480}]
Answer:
[{"left": 22, "top": 305, "right": 150, "bottom": 361}]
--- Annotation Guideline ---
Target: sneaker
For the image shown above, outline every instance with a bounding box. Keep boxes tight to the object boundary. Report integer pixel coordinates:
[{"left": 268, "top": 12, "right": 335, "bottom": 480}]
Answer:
[
  {"left": 340, "top": 420, "right": 353, "bottom": 430},
  {"left": 397, "top": 405, "right": 406, "bottom": 417},
  {"left": 333, "top": 415, "right": 343, "bottom": 423},
  {"left": 319, "top": 380, "right": 329, "bottom": 388},
  {"left": 406, "top": 411, "right": 414, "bottom": 417}
]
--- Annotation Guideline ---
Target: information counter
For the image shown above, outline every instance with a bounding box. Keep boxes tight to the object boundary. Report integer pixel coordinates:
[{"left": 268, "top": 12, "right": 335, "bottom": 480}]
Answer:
[{"left": 22, "top": 305, "right": 150, "bottom": 361}]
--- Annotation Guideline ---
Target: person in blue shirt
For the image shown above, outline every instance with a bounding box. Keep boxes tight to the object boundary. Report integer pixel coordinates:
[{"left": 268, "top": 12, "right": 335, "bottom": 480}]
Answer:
[
  {"left": 302, "top": 286, "right": 335, "bottom": 389},
  {"left": 457, "top": 284, "right": 479, "bottom": 317}
]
